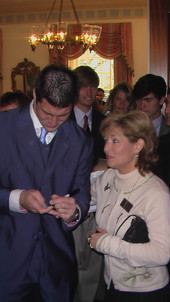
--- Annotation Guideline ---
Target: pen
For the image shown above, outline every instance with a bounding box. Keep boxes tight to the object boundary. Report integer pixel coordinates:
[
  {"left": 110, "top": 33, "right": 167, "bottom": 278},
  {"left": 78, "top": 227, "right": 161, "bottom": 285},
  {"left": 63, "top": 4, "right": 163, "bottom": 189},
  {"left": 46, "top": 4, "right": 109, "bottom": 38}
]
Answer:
[
  {"left": 65, "top": 188, "right": 80, "bottom": 197},
  {"left": 50, "top": 188, "right": 80, "bottom": 207}
]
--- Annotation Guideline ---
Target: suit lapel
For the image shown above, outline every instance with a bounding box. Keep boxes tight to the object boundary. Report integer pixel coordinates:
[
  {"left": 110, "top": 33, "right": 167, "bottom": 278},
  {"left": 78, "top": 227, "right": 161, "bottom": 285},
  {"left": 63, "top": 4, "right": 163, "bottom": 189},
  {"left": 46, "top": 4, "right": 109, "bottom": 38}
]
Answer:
[{"left": 16, "top": 107, "right": 44, "bottom": 170}]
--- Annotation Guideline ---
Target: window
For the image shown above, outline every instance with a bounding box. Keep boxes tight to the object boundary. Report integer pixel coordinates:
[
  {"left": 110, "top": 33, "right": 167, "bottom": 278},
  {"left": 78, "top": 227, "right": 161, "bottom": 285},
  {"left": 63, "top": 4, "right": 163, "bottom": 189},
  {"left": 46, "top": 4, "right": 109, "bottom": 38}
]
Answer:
[{"left": 68, "top": 51, "right": 114, "bottom": 100}]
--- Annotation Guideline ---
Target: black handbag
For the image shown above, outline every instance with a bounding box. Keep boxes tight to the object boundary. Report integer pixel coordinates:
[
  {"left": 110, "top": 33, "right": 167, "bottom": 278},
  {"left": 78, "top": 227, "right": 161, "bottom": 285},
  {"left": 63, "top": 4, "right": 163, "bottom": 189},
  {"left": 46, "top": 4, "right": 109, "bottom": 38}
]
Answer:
[{"left": 115, "top": 215, "right": 149, "bottom": 243}]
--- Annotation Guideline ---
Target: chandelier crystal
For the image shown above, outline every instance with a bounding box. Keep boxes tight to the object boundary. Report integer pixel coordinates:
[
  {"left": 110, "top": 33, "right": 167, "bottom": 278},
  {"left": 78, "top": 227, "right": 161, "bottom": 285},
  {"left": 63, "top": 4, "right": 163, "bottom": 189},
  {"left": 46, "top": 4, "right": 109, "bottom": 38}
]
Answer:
[{"left": 28, "top": 0, "right": 102, "bottom": 52}]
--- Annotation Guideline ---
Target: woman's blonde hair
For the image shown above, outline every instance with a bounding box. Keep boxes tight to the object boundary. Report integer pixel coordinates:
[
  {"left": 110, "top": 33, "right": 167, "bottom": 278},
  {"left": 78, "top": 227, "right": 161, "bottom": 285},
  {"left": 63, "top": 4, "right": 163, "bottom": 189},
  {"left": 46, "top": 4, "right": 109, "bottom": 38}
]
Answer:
[{"left": 100, "top": 110, "right": 158, "bottom": 175}]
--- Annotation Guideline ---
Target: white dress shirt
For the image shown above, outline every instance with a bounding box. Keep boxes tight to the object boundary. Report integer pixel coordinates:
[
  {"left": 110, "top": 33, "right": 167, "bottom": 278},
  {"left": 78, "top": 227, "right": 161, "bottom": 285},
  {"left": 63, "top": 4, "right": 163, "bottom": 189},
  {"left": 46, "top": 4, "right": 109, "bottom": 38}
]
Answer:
[{"left": 74, "top": 105, "right": 92, "bottom": 131}]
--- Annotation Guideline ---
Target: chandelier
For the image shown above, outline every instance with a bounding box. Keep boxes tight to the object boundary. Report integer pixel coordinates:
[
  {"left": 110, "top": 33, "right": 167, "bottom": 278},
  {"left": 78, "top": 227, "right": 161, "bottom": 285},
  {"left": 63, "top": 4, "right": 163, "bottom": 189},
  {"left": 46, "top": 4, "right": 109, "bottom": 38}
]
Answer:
[{"left": 28, "top": 0, "right": 102, "bottom": 52}]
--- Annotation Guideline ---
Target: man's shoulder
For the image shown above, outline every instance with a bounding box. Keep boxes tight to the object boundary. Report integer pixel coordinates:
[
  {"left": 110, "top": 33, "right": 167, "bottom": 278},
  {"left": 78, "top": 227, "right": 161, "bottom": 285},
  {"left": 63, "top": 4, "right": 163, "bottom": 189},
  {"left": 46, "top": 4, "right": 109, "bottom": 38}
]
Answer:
[
  {"left": 92, "top": 108, "right": 105, "bottom": 129},
  {"left": 92, "top": 108, "right": 105, "bottom": 120},
  {"left": 61, "top": 119, "right": 93, "bottom": 155},
  {"left": 0, "top": 106, "right": 29, "bottom": 125},
  {"left": 64, "top": 118, "right": 92, "bottom": 140},
  {"left": 158, "top": 132, "right": 170, "bottom": 146},
  {"left": 157, "top": 133, "right": 170, "bottom": 158},
  {"left": 159, "top": 114, "right": 170, "bottom": 136}
]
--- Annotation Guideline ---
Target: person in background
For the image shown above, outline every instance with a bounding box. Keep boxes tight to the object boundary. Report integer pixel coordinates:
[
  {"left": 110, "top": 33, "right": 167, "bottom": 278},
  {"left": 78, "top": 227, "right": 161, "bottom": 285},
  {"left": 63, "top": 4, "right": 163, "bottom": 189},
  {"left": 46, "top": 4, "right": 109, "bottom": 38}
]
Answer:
[
  {"left": 0, "top": 90, "right": 31, "bottom": 111},
  {"left": 71, "top": 65, "right": 106, "bottom": 302},
  {"left": 88, "top": 110, "right": 170, "bottom": 302},
  {"left": 0, "top": 64, "right": 93, "bottom": 302},
  {"left": 94, "top": 87, "right": 105, "bottom": 113},
  {"left": 133, "top": 73, "right": 170, "bottom": 136},
  {"left": 104, "top": 82, "right": 134, "bottom": 116},
  {"left": 153, "top": 87, "right": 170, "bottom": 188},
  {"left": 154, "top": 87, "right": 170, "bottom": 278},
  {"left": 71, "top": 65, "right": 106, "bottom": 163},
  {"left": 164, "top": 87, "right": 170, "bottom": 126},
  {"left": 96, "top": 88, "right": 105, "bottom": 103}
]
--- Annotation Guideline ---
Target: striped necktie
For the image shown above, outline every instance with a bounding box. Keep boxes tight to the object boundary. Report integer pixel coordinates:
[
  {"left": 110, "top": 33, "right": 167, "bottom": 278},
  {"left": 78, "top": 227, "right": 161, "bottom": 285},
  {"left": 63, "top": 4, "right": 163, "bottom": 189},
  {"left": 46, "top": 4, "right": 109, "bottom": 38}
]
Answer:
[{"left": 83, "top": 115, "right": 90, "bottom": 132}]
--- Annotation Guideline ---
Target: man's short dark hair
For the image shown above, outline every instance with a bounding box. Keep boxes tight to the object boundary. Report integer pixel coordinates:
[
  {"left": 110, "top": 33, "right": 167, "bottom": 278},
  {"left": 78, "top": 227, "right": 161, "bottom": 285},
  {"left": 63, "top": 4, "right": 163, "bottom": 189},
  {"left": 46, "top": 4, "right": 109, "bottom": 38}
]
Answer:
[
  {"left": 74, "top": 66, "right": 99, "bottom": 88},
  {"left": 133, "top": 73, "right": 166, "bottom": 100},
  {"left": 97, "top": 88, "right": 104, "bottom": 93},
  {"left": 0, "top": 91, "right": 31, "bottom": 107},
  {"left": 35, "top": 64, "right": 78, "bottom": 108}
]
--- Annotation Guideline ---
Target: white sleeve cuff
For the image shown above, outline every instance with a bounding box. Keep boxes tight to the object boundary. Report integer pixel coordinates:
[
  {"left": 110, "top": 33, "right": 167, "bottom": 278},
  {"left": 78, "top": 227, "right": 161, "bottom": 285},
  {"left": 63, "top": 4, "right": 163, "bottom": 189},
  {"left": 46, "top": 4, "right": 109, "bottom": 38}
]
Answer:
[{"left": 9, "top": 189, "right": 27, "bottom": 213}]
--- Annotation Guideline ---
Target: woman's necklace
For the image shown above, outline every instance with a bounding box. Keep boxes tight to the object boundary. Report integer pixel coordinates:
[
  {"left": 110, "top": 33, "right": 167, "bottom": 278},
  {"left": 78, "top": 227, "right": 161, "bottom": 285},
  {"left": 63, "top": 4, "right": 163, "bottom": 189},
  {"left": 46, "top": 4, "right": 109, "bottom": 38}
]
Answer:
[
  {"left": 113, "top": 173, "right": 141, "bottom": 195},
  {"left": 114, "top": 174, "right": 141, "bottom": 217},
  {"left": 114, "top": 173, "right": 153, "bottom": 222}
]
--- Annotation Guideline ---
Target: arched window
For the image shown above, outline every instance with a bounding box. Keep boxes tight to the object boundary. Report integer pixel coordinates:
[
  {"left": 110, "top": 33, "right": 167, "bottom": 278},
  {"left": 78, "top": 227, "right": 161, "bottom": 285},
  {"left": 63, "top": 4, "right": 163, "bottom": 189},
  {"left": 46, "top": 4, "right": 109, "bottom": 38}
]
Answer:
[{"left": 68, "top": 51, "right": 114, "bottom": 99}]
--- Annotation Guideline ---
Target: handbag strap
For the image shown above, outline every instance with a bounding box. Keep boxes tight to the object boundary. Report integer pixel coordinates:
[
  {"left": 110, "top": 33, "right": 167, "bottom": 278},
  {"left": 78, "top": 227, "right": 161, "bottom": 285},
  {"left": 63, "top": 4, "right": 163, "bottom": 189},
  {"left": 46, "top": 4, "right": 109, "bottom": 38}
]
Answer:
[{"left": 115, "top": 214, "right": 139, "bottom": 236}]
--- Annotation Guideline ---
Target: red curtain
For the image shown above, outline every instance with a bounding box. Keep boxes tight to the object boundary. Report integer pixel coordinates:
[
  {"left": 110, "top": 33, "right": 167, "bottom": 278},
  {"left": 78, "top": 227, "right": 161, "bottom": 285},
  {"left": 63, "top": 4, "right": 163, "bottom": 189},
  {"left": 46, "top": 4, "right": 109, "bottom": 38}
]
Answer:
[{"left": 49, "top": 22, "right": 134, "bottom": 84}]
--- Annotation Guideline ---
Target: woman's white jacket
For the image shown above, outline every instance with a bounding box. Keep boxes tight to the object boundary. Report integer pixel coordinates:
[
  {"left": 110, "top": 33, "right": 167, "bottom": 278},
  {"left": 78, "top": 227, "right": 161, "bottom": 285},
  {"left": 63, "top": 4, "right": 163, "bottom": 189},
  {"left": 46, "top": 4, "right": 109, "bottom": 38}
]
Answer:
[{"left": 91, "top": 168, "right": 170, "bottom": 292}]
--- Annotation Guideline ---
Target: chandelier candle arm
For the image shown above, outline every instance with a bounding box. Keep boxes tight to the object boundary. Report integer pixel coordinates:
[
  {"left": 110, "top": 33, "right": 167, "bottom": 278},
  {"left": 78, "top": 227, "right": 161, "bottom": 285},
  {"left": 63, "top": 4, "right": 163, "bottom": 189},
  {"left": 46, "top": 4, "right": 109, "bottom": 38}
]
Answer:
[{"left": 28, "top": 0, "right": 102, "bottom": 52}]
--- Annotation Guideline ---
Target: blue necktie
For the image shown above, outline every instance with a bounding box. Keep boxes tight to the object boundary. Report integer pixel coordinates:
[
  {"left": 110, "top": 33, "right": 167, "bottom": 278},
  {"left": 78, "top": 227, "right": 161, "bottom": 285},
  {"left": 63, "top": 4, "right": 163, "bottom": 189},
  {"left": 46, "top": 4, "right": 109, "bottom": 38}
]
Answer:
[{"left": 39, "top": 127, "right": 48, "bottom": 144}]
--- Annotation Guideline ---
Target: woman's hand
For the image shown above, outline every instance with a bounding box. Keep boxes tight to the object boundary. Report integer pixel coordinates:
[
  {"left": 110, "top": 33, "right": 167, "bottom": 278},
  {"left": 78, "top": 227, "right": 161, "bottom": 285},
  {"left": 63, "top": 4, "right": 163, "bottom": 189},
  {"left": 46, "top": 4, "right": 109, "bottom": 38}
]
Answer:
[{"left": 88, "top": 227, "right": 107, "bottom": 249}]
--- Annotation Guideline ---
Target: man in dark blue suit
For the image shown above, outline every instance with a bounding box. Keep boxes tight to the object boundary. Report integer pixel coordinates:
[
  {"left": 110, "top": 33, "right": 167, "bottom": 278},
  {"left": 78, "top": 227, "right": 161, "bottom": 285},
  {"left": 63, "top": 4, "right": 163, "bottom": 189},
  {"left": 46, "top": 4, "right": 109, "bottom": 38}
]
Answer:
[{"left": 0, "top": 64, "right": 93, "bottom": 301}]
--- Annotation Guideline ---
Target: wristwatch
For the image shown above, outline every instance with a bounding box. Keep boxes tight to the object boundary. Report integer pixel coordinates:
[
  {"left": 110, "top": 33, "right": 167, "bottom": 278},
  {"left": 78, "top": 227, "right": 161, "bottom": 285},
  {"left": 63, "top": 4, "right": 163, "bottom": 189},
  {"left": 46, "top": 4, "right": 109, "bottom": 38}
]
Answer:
[
  {"left": 65, "top": 206, "right": 80, "bottom": 223},
  {"left": 71, "top": 206, "right": 79, "bottom": 222}
]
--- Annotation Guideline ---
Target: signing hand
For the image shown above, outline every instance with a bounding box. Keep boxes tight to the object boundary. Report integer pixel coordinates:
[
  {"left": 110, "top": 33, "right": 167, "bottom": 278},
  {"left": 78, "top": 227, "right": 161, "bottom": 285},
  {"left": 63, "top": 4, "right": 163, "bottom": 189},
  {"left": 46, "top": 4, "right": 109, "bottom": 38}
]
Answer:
[
  {"left": 20, "top": 190, "right": 53, "bottom": 214},
  {"left": 49, "top": 194, "right": 77, "bottom": 222}
]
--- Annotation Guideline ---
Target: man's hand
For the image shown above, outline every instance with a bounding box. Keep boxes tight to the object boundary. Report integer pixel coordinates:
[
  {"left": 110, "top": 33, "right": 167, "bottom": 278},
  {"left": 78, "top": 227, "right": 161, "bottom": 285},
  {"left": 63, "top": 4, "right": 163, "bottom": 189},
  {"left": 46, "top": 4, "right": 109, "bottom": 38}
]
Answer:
[
  {"left": 49, "top": 194, "right": 77, "bottom": 222},
  {"left": 20, "top": 190, "right": 53, "bottom": 214}
]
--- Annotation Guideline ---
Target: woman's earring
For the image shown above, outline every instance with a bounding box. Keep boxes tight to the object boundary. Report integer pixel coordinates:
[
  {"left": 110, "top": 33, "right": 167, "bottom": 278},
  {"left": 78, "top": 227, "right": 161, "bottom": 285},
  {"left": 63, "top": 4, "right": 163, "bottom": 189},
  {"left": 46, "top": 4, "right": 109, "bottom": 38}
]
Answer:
[{"left": 135, "top": 153, "right": 139, "bottom": 158}]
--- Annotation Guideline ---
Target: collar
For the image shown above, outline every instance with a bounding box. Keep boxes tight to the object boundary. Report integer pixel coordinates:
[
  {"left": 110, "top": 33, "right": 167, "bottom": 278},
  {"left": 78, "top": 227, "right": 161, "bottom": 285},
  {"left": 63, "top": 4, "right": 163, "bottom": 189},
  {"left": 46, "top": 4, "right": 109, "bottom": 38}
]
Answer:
[
  {"left": 74, "top": 105, "right": 92, "bottom": 129},
  {"left": 30, "top": 100, "right": 57, "bottom": 143},
  {"left": 114, "top": 169, "right": 153, "bottom": 193}
]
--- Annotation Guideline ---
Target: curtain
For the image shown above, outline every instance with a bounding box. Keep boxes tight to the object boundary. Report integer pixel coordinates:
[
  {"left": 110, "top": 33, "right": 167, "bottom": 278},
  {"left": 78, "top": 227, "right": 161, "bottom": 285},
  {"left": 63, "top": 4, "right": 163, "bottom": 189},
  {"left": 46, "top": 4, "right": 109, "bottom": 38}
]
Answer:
[{"left": 49, "top": 22, "right": 134, "bottom": 84}]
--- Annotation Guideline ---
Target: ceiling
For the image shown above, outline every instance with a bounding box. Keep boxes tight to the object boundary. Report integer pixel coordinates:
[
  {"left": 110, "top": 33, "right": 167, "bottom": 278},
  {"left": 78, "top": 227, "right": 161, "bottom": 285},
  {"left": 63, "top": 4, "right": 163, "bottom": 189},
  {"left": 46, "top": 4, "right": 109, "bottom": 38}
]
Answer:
[{"left": 0, "top": 0, "right": 147, "bottom": 15}]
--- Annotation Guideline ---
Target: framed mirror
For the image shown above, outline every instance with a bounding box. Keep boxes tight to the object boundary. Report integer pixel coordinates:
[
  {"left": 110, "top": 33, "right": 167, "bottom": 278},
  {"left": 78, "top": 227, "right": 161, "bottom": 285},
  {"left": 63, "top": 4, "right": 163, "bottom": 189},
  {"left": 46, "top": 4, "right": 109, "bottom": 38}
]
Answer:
[{"left": 11, "top": 58, "right": 40, "bottom": 98}]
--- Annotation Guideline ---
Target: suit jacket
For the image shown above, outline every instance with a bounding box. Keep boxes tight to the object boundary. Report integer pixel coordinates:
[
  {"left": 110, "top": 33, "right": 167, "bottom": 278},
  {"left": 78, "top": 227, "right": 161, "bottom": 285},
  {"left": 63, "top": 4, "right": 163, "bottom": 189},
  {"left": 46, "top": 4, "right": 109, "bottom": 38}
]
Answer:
[
  {"left": 71, "top": 108, "right": 106, "bottom": 301},
  {"left": 70, "top": 107, "right": 105, "bottom": 163},
  {"left": 0, "top": 105, "right": 93, "bottom": 300},
  {"left": 159, "top": 114, "right": 170, "bottom": 136},
  {"left": 154, "top": 132, "right": 170, "bottom": 189}
]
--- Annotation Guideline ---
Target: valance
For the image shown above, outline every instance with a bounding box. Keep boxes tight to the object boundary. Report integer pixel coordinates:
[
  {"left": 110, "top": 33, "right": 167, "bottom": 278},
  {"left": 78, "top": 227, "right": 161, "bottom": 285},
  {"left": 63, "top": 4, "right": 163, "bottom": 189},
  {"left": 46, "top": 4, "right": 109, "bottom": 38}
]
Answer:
[{"left": 49, "top": 22, "right": 134, "bottom": 84}]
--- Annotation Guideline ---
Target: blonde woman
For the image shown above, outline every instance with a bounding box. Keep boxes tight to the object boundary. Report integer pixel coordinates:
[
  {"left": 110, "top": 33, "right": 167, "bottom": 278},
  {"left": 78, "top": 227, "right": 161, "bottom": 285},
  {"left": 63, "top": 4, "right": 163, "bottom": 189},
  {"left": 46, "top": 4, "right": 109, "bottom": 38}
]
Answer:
[{"left": 88, "top": 111, "right": 170, "bottom": 302}]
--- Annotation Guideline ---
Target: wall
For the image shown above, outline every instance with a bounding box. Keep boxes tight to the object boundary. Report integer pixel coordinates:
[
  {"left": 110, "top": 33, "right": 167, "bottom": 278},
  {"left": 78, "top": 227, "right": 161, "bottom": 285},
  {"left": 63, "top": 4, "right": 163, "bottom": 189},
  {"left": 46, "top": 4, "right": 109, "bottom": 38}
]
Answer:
[
  {"left": 1, "top": 18, "right": 148, "bottom": 93},
  {"left": 2, "top": 23, "right": 49, "bottom": 93},
  {"left": 131, "top": 18, "right": 148, "bottom": 83}
]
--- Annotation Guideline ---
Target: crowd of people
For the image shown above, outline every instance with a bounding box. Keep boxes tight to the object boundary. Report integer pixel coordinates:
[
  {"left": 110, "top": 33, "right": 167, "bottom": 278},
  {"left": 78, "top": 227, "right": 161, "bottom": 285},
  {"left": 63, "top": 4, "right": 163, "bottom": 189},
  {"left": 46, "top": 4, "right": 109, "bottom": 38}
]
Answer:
[{"left": 0, "top": 64, "right": 170, "bottom": 302}]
